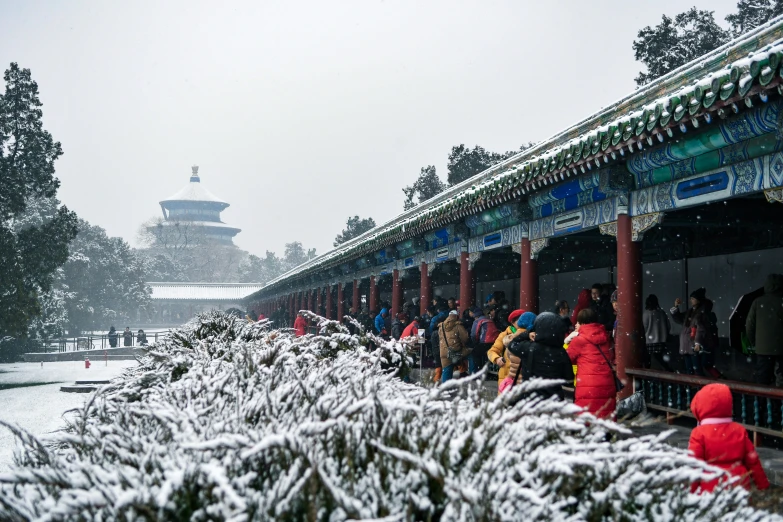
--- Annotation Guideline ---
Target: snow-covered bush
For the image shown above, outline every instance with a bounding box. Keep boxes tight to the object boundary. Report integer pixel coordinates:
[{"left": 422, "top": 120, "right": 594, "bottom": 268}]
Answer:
[{"left": 0, "top": 312, "right": 777, "bottom": 521}]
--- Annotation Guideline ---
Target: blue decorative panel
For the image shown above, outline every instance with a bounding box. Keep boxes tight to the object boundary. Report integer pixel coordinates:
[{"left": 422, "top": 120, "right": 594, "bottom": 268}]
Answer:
[
  {"left": 675, "top": 173, "right": 729, "bottom": 200},
  {"left": 631, "top": 157, "right": 767, "bottom": 215},
  {"left": 466, "top": 223, "right": 528, "bottom": 253},
  {"left": 404, "top": 257, "right": 415, "bottom": 268},
  {"left": 529, "top": 197, "right": 619, "bottom": 240},
  {"left": 767, "top": 151, "right": 783, "bottom": 189}
]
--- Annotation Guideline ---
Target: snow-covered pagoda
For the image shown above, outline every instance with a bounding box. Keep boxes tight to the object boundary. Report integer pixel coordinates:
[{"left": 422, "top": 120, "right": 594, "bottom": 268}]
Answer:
[{"left": 157, "top": 166, "right": 240, "bottom": 245}]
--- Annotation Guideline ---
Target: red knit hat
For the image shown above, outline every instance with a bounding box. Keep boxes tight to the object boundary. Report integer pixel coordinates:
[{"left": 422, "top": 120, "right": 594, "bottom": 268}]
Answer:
[{"left": 508, "top": 309, "right": 524, "bottom": 324}]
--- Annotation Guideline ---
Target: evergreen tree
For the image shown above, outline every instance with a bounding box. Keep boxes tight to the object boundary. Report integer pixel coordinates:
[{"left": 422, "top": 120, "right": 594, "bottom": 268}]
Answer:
[
  {"left": 402, "top": 165, "right": 446, "bottom": 210},
  {"left": 334, "top": 215, "right": 376, "bottom": 246},
  {"left": 58, "top": 220, "right": 151, "bottom": 334},
  {"left": 446, "top": 144, "right": 530, "bottom": 186},
  {"left": 0, "top": 63, "right": 78, "bottom": 339},
  {"left": 633, "top": 8, "right": 730, "bottom": 86},
  {"left": 726, "top": 0, "right": 783, "bottom": 37},
  {"left": 282, "top": 242, "right": 316, "bottom": 272}
]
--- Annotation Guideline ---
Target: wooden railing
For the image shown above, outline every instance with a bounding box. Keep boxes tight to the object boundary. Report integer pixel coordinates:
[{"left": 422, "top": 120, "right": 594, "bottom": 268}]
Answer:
[{"left": 627, "top": 368, "right": 783, "bottom": 447}]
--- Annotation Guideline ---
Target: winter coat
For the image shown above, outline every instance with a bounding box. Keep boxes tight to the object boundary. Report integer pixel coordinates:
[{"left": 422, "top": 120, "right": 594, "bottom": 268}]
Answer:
[
  {"left": 746, "top": 274, "right": 783, "bottom": 356},
  {"left": 293, "top": 316, "right": 307, "bottom": 337},
  {"left": 391, "top": 319, "right": 404, "bottom": 340},
  {"left": 471, "top": 314, "right": 500, "bottom": 345},
  {"left": 375, "top": 309, "right": 388, "bottom": 334},
  {"left": 108, "top": 329, "right": 118, "bottom": 348},
  {"left": 571, "top": 289, "right": 592, "bottom": 326},
  {"left": 487, "top": 326, "right": 513, "bottom": 383},
  {"left": 508, "top": 312, "right": 574, "bottom": 400},
  {"left": 429, "top": 311, "right": 449, "bottom": 336},
  {"left": 401, "top": 321, "right": 419, "bottom": 339},
  {"left": 590, "top": 298, "right": 615, "bottom": 333},
  {"left": 671, "top": 300, "right": 716, "bottom": 355},
  {"left": 643, "top": 308, "right": 671, "bottom": 345},
  {"left": 123, "top": 330, "right": 132, "bottom": 347},
  {"left": 136, "top": 332, "right": 147, "bottom": 345},
  {"left": 566, "top": 323, "right": 616, "bottom": 418},
  {"left": 438, "top": 315, "right": 471, "bottom": 368},
  {"left": 688, "top": 383, "right": 769, "bottom": 492}
]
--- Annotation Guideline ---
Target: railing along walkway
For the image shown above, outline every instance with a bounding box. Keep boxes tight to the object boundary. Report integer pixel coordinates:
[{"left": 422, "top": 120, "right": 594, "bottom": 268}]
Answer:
[{"left": 627, "top": 368, "right": 783, "bottom": 447}]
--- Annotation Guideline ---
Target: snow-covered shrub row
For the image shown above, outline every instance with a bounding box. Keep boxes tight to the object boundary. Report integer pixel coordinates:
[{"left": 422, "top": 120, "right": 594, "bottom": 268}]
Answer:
[{"left": 0, "top": 311, "right": 777, "bottom": 521}]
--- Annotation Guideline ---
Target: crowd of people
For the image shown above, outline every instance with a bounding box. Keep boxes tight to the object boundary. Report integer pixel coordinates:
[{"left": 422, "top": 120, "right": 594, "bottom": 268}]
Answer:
[{"left": 253, "top": 275, "right": 783, "bottom": 493}]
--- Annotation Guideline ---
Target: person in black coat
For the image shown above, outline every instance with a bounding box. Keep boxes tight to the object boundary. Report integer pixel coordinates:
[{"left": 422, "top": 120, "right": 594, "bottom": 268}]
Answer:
[
  {"left": 108, "top": 326, "right": 118, "bottom": 348},
  {"left": 508, "top": 312, "right": 574, "bottom": 400},
  {"left": 590, "top": 283, "right": 616, "bottom": 333}
]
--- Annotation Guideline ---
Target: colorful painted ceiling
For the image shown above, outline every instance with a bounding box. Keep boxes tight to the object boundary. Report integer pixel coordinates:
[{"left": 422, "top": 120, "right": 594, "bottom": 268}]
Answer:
[{"left": 259, "top": 17, "right": 783, "bottom": 295}]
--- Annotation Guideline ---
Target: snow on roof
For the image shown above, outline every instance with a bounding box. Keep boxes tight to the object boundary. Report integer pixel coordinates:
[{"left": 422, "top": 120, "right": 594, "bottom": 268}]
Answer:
[
  {"left": 160, "top": 167, "right": 228, "bottom": 206},
  {"left": 255, "top": 16, "right": 783, "bottom": 296},
  {"left": 148, "top": 283, "right": 264, "bottom": 301},
  {"left": 155, "top": 220, "right": 240, "bottom": 232}
]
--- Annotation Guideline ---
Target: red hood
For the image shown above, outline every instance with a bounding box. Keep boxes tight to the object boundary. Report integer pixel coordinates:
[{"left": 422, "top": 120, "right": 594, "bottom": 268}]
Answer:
[
  {"left": 572, "top": 289, "right": 592, "bottom": 324},
  {"left": 578, "top": 323, "right": 608, "bottom": 345},
  {"left": 691, "top": 383, "right": 733, "bottom": 422}
]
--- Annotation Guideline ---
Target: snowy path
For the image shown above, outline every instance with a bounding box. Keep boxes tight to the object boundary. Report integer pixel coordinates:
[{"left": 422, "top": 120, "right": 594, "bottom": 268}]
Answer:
[{"left": 0, "top": 360, "right": 137, "bottom": 471}]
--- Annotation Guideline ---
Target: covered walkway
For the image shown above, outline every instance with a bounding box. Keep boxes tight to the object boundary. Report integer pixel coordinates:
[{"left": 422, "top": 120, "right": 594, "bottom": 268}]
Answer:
[{"left": 247, "top": 22, "right": 783, "bottom": 444}]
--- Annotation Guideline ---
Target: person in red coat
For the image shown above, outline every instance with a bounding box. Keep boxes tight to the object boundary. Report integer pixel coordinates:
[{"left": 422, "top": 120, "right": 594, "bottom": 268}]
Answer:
[
  {"left": 400, "top": 316, "right": 420, "bottom": 339},
  {"left": 293, "top": 312, "right": 307, "bottom": 337},
  {"left": 688, "top": 383, "right": 769, "bottom": 492},
  {"left": 567, "top": 308, "right": 616, "bottom": 419}
]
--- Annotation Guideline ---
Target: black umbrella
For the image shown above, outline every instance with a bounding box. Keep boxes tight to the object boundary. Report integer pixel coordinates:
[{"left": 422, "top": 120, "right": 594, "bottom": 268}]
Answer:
[{"left": 729, "top": 287, "right": 764, "bottom": 353}]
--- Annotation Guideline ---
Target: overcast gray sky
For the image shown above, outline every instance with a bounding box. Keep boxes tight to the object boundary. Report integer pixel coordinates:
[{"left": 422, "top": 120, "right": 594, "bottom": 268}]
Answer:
[{"left": 1, "top": 0, "right": 738, "bottom": 258}]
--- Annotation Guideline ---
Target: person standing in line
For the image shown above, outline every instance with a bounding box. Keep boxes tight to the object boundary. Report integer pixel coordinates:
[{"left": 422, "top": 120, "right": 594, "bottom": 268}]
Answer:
[
  {"left": 671, "top": 288, "right": 715, "bottom": 376},
  {"left": 589, "top": 283, "right": 611, "bottom": 332},
  {"left": 400, "top": 316, "right": 420, "bottom": 339},
  {"left": 439, "top": 310, "right": 472, "bottom": 383},
  {"left": 566, "top": 308, "right": 617, "bottom": 419},
  {"left": 471, "top": 306, "right": 500, "bottom": 374},
  {"left": 571, "top": 289, "right": 592, "bottom": 327},
  {"left": 643, "top": 294, "right": 673, "bottom": 371},
  {"left": 123, "top": 327, "right": 133, "bottom": 347},
  {"left": 391, "top": 313, "right": 407, "bottom": 340},
  {"left": 553, "top": 300, "right": 572, "bottom": 332},
  {"left": 508, "top": 312, "right": 574, "bottom": 400},
  {"left": 375, "top": 308, "right": 389, "bottom": 337},
  {"left": 746, "top": 274, "right": 783, "bottom": 385}
]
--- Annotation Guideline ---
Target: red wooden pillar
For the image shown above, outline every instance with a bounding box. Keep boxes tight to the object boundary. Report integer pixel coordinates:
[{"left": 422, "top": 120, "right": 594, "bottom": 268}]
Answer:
[
  {"left": 325, "top": 285, "right": 333, "bottom": 320},
  {"left": 369, "top": 276, "right": 378, "bottom": 312},
  {"left": 337, "top": 283, "right": 344, "bottom": 320},
  {"left": 352, "top": 279, "right": 360, "bottom": 313},
  {"left": 616, "top": 213, "right": 644, "bottom": 398},
  {"left": 306, "top": 290, "right": 312, "bottom": 313},
  {"left": 420, "top": 262, "right": 432, "bottom": 317},
  {"left": 316, "top": 288, "right": 322, "bottom": 316},
  {"left": 392, "top": 269, "right": 403, "bottom": 316},
  {"left": 459, "top": 252, "right": 475, "bottom": 314},
  {"left": 519, "top": 237, "right": 539, "bottom": 314},
  {"left": 311, "top": 289, "right": 317, "bottom": 313}
]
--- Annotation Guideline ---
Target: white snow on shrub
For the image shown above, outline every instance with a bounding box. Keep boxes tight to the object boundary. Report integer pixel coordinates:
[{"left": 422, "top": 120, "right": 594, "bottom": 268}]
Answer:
[{"left": 0, "top": 311, "right": 778, "bottom": 521}]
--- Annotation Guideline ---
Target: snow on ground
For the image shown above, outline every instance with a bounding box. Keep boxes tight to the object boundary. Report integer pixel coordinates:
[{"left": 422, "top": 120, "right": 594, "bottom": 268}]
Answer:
[{"left": 0, "top": 360, "right": 137, "bottom": 471}]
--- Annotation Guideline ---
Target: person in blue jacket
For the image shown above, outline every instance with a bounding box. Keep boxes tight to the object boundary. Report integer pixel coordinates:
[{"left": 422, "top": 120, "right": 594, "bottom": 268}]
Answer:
[
  {"left": 429, "top": 305, "right": 450, "bottom": 337},
  {"left": 375, "top": 308, "right": 389, "bottom": 336}
]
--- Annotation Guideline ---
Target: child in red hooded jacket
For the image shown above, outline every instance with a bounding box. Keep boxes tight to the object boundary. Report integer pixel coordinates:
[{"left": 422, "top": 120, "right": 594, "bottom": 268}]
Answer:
[{"left": 688, "top": 383, "right": 769, "bottom": 492}]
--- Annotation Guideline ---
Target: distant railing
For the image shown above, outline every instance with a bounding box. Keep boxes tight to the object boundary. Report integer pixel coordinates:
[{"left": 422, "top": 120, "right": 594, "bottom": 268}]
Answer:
[
  {"left": 627, "top": 368, "right": 783, "bottom": 447},
  {"left": 33, "top": 332, "right": 167, "bottom": 353}
]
